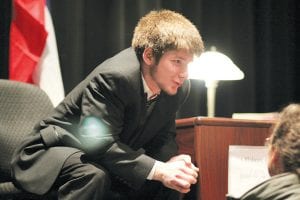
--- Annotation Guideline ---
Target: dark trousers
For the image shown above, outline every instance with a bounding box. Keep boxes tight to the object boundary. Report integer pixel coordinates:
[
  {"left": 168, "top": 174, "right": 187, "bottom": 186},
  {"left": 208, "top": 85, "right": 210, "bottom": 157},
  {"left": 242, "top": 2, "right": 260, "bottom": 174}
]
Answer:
[{"left": 53, "top": 152, "right": 180, "bottom": 200}]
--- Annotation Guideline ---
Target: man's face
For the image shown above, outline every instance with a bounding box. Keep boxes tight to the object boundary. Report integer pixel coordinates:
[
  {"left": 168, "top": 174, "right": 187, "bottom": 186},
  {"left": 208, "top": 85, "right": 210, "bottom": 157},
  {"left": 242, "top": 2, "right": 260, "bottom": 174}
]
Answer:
[{"left": 150, "top": 49, "right": 194, "bottom": 95}]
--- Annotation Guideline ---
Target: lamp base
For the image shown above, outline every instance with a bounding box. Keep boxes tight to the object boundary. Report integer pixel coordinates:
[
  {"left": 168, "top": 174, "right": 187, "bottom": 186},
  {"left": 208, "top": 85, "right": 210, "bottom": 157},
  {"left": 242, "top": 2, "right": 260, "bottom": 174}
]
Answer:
[{"left": 205, "top": 80, "right": 218, "bottom": 117}]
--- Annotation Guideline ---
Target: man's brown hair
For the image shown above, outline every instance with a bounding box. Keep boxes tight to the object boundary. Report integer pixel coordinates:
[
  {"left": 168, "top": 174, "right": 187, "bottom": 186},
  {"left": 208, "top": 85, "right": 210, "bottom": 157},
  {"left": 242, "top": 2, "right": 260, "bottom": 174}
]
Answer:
[{"left": 132, "top": 9, "right": 204, "bottom": 63}]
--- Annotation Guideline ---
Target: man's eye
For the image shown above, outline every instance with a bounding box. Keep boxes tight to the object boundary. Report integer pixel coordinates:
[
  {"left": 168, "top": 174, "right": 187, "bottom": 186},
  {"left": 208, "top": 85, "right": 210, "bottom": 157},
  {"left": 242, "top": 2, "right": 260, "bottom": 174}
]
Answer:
[{"left": 172, "top": 60, "right": 181, "bottom": 64}]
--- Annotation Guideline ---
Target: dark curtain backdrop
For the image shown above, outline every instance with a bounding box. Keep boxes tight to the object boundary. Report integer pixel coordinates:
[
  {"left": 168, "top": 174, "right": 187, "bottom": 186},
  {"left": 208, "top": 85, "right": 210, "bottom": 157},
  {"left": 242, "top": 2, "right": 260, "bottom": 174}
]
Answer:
[
  {"left": 1, "top": 0, "right": 300, "bottom": 118},
  {"left": 0, "top": 0, "right": 11, "bottom": 79}
]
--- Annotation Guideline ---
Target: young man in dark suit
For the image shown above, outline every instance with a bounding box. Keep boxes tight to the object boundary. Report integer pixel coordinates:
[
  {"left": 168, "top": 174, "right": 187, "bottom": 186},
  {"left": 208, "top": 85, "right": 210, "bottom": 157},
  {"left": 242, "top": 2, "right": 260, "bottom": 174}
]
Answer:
[{"left": 11, "top": 9, "right": 204, "bottom": 199}]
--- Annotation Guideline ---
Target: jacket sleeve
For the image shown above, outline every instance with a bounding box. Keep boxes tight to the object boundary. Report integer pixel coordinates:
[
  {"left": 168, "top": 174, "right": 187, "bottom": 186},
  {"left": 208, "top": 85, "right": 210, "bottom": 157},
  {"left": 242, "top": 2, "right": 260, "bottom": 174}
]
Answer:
[{"left": 143, "top": 119, "right": 178, "bottom": 162}]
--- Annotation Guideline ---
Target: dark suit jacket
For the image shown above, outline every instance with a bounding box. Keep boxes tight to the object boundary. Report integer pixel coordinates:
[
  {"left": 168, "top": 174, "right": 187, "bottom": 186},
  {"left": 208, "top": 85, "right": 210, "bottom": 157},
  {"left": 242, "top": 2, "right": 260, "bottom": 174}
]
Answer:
[{"left": 11, "top": 48, "right": 190, "bottom": 195}]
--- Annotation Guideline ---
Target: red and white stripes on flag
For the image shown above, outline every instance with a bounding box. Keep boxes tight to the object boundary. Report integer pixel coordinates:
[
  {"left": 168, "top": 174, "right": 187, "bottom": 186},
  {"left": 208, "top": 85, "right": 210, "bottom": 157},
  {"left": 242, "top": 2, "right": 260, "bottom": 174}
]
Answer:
[{"left": 9, "top": 0, "right": 64, "bottom": 106}]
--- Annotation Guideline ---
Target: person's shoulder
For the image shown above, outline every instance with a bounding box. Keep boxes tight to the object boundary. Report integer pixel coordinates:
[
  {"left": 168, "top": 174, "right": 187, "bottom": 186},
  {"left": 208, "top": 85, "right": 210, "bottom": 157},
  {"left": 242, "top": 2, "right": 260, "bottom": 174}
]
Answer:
[
  {"left": 103, "top": 48, "right": 138, "bottom": 68},
  {"left": 92, "top": 48, "right": 139, "bottom": 77},
  {"left": 239, "top": 172, "right": 300, "bottom": 200},
  {"left": 272, "top": 172, "right": 299, "bottom": 184}
]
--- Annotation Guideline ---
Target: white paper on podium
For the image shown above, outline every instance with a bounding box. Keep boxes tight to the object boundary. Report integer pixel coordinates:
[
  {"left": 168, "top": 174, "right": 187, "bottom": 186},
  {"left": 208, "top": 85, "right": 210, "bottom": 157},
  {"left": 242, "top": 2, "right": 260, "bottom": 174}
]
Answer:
[{"left": 228, "top": 145, "right": 271, "bottom": 198}]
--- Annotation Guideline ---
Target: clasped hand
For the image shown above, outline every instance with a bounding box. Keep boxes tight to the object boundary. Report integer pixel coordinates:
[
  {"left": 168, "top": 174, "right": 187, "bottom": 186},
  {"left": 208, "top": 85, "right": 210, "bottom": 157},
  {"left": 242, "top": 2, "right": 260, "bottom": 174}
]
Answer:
[{"left": 153, "top": 154, "right": 199, "bottom": 193}]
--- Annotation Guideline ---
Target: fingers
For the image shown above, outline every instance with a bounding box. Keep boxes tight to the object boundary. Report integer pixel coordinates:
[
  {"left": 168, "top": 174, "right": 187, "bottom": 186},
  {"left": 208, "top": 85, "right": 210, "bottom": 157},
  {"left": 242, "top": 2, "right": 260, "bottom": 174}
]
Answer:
[
  {"left": 178, "top": 154, "right": 192, "bottom": 163},
  {"left": 174, "top": 160, "right": 199, "bottom": 185},
  {"left": 191, "top": 164, "right": 199, "bottom": 172},
  {"left": 174, "top": 155, "right": 199, "bottom": 179},
  {"left": 171, "top": 154, "right": 198, "bottom": 170},
  {"left": 181, "top": 164, "right": 198, "bottom": 185},
  {"left": 180, "top": 159, "right": 199, "bottom": 174},
  {"left": 171, "top": 179, "right": 191, "bottom": 193},
  {"left": 170, "top": 154, "right": 191, "bottom": 163},
  {"left": 177, "top": 168, "right": 198, "bottom": 184}
]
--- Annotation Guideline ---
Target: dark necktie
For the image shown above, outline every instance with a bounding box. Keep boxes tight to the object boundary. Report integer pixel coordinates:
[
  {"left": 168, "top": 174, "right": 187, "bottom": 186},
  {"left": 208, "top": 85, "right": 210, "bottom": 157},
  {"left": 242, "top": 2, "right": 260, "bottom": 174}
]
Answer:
[{"left": 146, "top": 95, "right": 159, "bottom": 115}]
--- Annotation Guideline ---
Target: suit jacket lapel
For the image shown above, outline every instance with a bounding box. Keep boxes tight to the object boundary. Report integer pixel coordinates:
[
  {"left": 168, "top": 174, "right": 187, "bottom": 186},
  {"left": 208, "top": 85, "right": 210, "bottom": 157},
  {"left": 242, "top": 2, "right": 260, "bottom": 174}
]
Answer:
[{"left": 131, "top": 93, "right": 173, "bottom": 148}]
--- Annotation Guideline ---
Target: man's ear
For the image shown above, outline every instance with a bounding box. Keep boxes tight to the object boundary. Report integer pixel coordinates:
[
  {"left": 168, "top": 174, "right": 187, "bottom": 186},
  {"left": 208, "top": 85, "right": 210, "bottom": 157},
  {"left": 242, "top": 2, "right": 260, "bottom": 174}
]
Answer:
[
  {"left": 268, "top": 147, "right": 283, "bottom": 176},
  {"left": 142, "top": 48, "right": 155, "bottom": 66}
]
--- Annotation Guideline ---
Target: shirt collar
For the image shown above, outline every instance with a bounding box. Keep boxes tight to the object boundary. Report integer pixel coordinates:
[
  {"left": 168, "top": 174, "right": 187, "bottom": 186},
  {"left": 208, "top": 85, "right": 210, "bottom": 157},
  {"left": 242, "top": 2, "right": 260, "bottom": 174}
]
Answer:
[{"left": 141, "top": 74, "right": 160, "bottom": 100}]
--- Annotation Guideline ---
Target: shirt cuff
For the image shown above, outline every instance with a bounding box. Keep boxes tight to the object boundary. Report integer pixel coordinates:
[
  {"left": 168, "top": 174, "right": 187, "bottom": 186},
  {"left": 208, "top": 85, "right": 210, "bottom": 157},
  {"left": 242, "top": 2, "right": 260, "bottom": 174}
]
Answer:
[
  {"left": 147, "top": 160, "right": 157, "bottom": 180},
  {"left": 146, "top": 160, "right": 164, "bottom": 180}
]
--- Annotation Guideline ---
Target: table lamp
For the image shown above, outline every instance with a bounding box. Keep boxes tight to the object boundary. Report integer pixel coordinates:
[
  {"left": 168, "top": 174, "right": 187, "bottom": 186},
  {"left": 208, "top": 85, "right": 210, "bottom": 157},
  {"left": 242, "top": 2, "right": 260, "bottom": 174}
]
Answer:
[{"left": 188, "top": 46, "right": 244, "bottom": 117}]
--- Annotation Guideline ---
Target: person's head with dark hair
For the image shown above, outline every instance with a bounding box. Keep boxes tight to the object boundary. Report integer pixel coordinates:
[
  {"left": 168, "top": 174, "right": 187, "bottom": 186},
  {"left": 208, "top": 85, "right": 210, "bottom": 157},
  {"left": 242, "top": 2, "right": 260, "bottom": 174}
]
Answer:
[
  {"left": 132, "top": 9, "right": 204, "bottom": 63},
  {"left": 268, "top": 103, "right": 300, "bottom": 177}
]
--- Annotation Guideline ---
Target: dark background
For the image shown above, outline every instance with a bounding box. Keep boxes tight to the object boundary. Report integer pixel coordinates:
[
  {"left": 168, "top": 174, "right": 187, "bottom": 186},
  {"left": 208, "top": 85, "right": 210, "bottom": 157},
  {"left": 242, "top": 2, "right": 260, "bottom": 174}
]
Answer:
[{"left": 1, "top": 0, "right": 300, "bottom": 118}]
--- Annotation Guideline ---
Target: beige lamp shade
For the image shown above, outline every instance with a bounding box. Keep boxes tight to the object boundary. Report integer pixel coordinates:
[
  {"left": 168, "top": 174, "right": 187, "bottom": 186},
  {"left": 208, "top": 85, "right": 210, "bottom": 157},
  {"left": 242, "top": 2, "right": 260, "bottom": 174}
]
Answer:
[
  {"left": 188, "top": 47, "right": 245, "bottom": 117},
  {"left": 188, "top": 50, "right": 244, "bottom": 81}
]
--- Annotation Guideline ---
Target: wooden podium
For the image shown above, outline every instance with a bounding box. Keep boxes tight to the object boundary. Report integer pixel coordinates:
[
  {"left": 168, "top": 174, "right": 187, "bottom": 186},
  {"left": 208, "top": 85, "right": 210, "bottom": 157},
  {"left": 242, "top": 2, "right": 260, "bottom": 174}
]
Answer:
[{"left": 175, "top": 117, "right": 275, "bottom": 200}]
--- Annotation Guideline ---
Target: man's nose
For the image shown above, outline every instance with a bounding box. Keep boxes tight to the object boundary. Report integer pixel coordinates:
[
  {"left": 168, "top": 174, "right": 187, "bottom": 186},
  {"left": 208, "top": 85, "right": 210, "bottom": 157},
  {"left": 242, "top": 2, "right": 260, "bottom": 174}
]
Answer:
[{"left": 178, "top": 71, "right": 188, "bottom": 80}]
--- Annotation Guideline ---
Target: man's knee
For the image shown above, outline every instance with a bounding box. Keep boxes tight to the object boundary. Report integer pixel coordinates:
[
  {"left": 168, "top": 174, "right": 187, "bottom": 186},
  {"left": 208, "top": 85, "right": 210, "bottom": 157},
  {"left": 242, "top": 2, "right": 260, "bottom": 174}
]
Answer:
[{"left": 57, "top": 152, "right": 112, "bottom": 199}]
